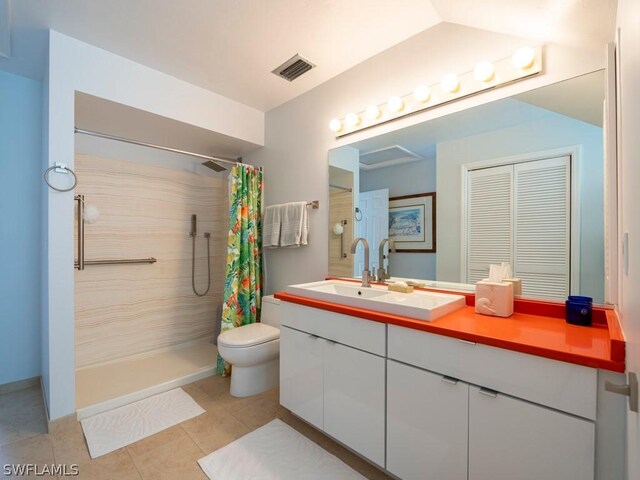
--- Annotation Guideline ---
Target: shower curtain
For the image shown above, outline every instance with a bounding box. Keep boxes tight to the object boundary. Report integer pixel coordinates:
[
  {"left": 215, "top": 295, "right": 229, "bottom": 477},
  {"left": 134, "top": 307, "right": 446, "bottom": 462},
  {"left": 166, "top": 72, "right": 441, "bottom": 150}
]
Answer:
[{"left": 217, "top": 164, "right": 263, "bottom": 376}]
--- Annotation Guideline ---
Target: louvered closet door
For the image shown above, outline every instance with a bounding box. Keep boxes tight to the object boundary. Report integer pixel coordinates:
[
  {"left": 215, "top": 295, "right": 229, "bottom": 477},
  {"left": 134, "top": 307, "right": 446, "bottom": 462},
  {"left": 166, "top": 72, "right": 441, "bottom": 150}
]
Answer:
[
  {"left": 466, "top": 165, "right": 513, "bottom": 284},
  {"left": 514, "top": 156, "right": 570, "bottom": 299}
]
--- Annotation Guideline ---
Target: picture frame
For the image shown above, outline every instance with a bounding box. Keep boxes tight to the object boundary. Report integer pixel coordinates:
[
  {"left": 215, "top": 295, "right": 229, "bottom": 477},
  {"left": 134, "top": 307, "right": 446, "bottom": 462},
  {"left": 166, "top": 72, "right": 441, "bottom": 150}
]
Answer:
[{"left": 388, "top": 192, "right": 436, "bottom": 253}]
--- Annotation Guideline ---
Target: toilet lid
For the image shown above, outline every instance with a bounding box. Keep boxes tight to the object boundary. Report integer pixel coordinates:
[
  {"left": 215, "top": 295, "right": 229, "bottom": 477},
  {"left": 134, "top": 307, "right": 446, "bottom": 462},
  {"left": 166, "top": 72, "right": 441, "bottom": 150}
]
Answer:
[{"left": 218, "top": 323, "right": 280, "bottom": 348}]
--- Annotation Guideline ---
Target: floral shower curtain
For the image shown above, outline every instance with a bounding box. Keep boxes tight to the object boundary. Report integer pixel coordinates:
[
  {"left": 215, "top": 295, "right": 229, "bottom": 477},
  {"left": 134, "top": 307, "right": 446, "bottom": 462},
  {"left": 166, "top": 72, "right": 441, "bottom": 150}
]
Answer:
[{"left": 217, "top": 164, "right": 263, "bottom": 376}]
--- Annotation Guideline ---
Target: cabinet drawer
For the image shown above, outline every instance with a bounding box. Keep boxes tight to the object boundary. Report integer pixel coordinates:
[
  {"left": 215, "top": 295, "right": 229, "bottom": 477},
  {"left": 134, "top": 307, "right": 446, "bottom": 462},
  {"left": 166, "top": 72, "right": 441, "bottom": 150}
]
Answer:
[
  {"left": 388, "top": 325, "right": 597, "bottom": 419},
  {"left": 281, "top": 303, "right": 386, "bottom": 356},
  {"left": 469, "top": 385, "right": 595, "bottom": 480}
]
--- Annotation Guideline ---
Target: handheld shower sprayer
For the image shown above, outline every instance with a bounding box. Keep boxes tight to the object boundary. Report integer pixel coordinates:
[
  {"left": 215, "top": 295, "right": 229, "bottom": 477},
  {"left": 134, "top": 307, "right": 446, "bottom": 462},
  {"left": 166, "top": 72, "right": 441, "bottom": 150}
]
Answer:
[
  {"left": 190, "top": 213, "right": 211, "bottom": 296},
  {"left": 190, "top": 214, "right": 197, "bottom": 237}
]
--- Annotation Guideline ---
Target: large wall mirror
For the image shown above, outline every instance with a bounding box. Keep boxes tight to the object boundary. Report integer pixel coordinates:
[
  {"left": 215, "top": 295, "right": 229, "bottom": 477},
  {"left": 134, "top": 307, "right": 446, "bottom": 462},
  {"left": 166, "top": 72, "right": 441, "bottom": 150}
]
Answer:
[{"left": 328, "top": 70, "right": 605, "bottom": 303}]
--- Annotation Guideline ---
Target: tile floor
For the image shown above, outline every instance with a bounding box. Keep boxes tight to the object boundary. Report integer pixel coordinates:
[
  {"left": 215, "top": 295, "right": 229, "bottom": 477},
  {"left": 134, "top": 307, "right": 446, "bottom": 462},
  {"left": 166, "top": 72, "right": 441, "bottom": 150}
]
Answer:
[{"left": 0, "top": 376, "right": 392, "bottom": 479}]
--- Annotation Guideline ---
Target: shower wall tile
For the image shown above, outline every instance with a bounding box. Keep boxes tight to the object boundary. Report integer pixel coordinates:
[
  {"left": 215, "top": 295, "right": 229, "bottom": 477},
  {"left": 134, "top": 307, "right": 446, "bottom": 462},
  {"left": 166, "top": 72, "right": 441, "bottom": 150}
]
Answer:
[
  {"left": 74, "top": 155, "right": 228, "bottom": 368},
  {"left": 328, "top": 188, "right": 354, "bottom": 278}
]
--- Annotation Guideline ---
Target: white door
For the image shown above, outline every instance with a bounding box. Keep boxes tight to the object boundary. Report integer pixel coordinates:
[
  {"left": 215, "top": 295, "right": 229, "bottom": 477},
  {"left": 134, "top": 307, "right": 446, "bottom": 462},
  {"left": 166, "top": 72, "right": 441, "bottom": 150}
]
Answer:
[
  {"left": 323, "top": 341, "right": 385, "bottom": 467},
  {"left": 356, "top": 189, "right": 389, "bottom": 277},
  {"left": 465, "top": 157, "right": 571, "bottom": 299},
  {"left": 466, "top": 165, "right": 513, "bottom": 284},
  {"left": 613, "top": 4, "right": 640, "bottom": 477},
  {"left": 387, "top": 360, "right": 468, "bottom": 480},
  {"left": 279, "top": 326, "right": 324, "bottom": 429},
  {"left": 514, "top": 156, "right": 571, "bottom": 299},
  {"left": 468, "top": 385, "right": 595, "bottom": 480}
]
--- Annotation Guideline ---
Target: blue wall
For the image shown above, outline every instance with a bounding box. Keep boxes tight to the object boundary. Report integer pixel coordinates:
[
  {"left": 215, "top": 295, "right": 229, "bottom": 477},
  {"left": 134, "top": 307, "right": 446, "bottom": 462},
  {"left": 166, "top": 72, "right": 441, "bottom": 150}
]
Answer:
[{"left": 0, "top": 70, "right": 42, "bottom": 385}]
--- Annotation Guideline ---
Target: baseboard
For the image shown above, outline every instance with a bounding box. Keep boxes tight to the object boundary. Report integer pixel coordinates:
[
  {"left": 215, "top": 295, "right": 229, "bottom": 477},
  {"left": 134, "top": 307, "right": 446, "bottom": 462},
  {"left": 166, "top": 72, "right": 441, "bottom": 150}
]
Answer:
[
  {"left": 0, "top": 376, "right": 40, "bottom": 396},
  {"left": 40, "top": 376, "right": 50, "bottom": 426}
]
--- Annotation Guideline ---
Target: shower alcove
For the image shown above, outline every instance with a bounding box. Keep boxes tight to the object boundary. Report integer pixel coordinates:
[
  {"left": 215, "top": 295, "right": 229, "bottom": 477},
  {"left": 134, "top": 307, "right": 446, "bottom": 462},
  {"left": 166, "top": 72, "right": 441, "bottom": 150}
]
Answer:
[{"left": 73, "top": 93, "right": 258, "bottom": 418}]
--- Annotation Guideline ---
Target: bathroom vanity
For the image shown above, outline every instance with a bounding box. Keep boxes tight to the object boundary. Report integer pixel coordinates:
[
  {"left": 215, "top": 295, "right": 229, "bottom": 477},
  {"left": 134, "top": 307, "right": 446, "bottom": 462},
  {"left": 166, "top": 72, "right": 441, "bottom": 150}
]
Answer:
[{"left": 275, "top": 279, "right": 625, "bottom": 480}]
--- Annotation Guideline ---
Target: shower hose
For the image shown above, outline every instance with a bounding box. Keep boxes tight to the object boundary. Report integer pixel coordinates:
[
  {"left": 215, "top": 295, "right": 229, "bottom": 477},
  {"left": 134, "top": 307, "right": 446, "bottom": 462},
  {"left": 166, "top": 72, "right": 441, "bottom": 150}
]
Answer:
[{"left": 192, "top": 233, "right": 211, "bottom": 297}]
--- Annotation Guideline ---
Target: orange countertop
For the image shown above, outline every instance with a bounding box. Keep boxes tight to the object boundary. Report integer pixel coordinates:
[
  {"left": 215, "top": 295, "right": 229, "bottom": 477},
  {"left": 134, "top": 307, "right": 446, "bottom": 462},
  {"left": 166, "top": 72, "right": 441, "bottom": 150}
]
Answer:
[{"left": 274, "top": 284, "right": 625, "bottom": 373}]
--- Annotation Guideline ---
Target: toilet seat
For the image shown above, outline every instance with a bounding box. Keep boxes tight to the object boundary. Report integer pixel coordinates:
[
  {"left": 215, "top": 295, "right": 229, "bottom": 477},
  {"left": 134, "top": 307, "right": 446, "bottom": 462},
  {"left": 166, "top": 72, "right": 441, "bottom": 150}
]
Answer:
[{"left": 218, "top": 323, "right": 280, "bottom": 348}]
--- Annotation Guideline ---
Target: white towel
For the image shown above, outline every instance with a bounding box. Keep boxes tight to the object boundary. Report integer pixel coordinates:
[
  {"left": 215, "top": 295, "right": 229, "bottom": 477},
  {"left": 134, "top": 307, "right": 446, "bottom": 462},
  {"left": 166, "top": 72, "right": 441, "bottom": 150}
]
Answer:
[
  {"left": 263, "top": 205, "right": 282, "bottom": 248},
  {"left": 280, "top": 202, "right": 309, "bottom": 247}
]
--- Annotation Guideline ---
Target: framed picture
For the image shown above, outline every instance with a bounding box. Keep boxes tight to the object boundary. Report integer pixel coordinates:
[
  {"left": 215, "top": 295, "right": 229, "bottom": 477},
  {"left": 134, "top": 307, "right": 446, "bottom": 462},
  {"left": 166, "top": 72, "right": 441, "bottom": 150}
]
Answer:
[{"left": 389, "top": 192, "right": 436, "bottom": 253}]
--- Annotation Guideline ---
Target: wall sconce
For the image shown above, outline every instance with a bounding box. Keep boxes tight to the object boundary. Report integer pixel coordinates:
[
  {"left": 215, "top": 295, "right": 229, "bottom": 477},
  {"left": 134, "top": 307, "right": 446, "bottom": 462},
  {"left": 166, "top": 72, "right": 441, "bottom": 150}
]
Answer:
[{"left": 329, "top": 46, "right": 542, "bottom": 137}]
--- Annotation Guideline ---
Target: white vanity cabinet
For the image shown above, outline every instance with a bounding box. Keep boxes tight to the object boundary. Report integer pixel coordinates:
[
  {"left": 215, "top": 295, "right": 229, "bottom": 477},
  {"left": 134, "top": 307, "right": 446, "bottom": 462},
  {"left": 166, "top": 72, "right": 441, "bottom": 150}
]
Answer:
[
  {"left": 387, "top": 324, "right": 596, "bottom": 480},
  {"left": 279, "top": 326, "right": 324, "bottom": 429},
  {"left": 280, "top": 302, "right": 601, "bottom": 480},
  {"left": 387, "top": 360, "right": 469, "bottom": 480},
  {"left": 468, "top": 385, "right": 595, "bottom": 480},
  {"left": 279, "top": 303, "right": 386, "bottom": 466}
]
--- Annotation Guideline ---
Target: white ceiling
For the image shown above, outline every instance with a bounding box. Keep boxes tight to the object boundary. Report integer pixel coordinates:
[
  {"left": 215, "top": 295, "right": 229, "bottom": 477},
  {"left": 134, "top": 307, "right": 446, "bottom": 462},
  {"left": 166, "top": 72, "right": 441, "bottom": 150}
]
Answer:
[{"left": 0, "top": 0, "right": 616, "bottom": 112}]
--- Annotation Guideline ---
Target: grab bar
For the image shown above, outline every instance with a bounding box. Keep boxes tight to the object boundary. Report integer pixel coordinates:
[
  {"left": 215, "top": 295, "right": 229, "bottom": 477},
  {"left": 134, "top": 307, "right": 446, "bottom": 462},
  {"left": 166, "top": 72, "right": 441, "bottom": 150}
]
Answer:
[
  {"left": 74, "top": 258, "right": 157, "bottom": 268},
  {"left": 75, "top": 195, "right": 85, "bottom": 270},
  {"left": 74, "top": 194, "right": 157, "bottom": 270}
]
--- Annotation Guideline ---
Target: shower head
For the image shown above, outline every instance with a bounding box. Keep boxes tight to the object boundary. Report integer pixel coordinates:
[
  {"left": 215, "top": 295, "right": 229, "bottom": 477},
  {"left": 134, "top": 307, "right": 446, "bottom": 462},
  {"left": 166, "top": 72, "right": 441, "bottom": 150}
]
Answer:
[{"left": 201, "top": 160, "right": 227, "bottom": 172}]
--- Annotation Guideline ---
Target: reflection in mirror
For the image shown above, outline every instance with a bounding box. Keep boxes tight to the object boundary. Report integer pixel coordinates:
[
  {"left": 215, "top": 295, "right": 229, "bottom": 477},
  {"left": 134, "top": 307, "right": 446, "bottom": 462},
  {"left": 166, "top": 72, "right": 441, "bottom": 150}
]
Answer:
[{"left": 328, "top": 71, "right": 605, "bottom": 302}]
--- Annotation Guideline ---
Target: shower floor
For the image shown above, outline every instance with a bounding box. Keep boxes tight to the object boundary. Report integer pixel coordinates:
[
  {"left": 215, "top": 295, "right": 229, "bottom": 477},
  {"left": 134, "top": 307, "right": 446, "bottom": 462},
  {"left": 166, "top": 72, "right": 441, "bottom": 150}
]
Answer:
[{"left": 75, "top": 337, "right": 218, "bottom": 419}]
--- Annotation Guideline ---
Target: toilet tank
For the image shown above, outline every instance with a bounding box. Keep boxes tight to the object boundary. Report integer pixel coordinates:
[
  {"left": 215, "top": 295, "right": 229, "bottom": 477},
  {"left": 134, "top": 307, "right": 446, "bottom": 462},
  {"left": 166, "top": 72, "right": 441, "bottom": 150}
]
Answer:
[{"left": 261, "top": 295, "right": 281, "bottom": 328}]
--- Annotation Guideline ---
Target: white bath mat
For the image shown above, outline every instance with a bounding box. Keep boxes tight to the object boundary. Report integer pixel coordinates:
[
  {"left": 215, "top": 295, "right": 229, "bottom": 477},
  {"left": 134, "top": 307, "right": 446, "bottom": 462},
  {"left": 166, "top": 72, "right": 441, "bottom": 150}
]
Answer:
[
  {"left": 81, "top": 388, "right": 205, "bottom": 458},
  {"left": 198, "top": 419, "right": 367, "bottom": 480}
]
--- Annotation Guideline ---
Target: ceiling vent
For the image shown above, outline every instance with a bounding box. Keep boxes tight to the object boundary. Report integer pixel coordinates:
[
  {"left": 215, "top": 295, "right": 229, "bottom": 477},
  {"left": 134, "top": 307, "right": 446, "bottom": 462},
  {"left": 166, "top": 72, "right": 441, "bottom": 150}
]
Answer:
[
  {"left": 360, "top": 145, "right": 424, "bottom": 170},
  {"left": 272, "top": 54, "right": 315, "bottom": 82}
]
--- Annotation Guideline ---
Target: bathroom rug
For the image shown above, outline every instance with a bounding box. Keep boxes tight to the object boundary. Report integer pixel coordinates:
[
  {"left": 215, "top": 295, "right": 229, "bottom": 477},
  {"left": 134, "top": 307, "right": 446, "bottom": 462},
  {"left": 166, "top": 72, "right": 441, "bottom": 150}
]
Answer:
[
  {"left": 198, "top": 418, "right": 366, "bottom": 479},
  {"left": 81, "top": 387, "right": 205, "bottom": 458}
]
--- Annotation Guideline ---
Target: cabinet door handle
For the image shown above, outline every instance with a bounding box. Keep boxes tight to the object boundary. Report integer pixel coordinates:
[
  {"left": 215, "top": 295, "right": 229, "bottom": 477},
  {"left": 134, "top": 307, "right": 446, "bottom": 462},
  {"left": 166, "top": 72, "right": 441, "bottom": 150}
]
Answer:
[
  {"left": 441, "top": 376, "right": 459, "bottom": 385},
  {"left": 478, "top": 387, "right": 498, "bottom": 398},
  {"left": 459, "top": 339, "right": 476, "bottom": 346}
]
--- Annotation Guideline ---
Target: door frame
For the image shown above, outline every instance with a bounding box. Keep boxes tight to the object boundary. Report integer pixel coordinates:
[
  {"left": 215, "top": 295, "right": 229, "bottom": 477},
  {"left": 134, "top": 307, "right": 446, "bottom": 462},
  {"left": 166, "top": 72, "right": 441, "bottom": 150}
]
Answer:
[{"left": 459, "top": 146, "right": 581, "bottom": 294}]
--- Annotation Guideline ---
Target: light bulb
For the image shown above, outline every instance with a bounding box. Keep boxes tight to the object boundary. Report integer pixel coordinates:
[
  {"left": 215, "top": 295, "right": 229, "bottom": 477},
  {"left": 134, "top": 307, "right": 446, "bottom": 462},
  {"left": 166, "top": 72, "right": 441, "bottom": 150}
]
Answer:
[
  {"left": 511, "top": 47, "right": 536, "bottom": 70},
  {"left": 474, "top": 61, "right": 495, "bottom": 82},
  {"left": 329, "top": 118, "right": 343, "bottom": 133},
  {"left": 441, "top": 74, "right": 460, "bottom": 93},
  {"left": 387, "top": 96, "right": 404, "bottom": 113},
  {"left": 83, "top": 203, "right": 100, "bottom": 224},
  {"left": 345, "top": 112, "right": 360, "bottom": 128},
  {"left": 413, "top": 85, "right": 431, "bottom": 103},
  {"left": 366, "top": 105, "right": 381, "bottom": 121}
]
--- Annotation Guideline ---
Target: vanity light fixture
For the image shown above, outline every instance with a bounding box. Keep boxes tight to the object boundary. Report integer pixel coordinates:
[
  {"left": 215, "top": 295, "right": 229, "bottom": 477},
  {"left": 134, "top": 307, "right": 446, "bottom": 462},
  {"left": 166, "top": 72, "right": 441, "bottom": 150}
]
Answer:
[
  {"left": 413, "top": 85, "right": 431, "bottom": 103},
  {"left": 329, "top": 118, "right": 343, "bottom": 133},
  {"left": 441, "top": 74, "right": 460, "bottom": 94},
  {"left": 345, "top": 112, "right": 360, "bottom": 128},
  {"left": 387, "top": 96, "right": 405, "bottom": 113},
  {"left": 329, "top": 46, "right": 542, "bottom": 137},
  {"left": 511, "top": 46, "right": 536, "bottom": 70},
  {"left": 474, "top": 61, "right": 495, "bottom": 82},
  {"left": 366, "top": 105, "right": 381, "bottom": 121}
]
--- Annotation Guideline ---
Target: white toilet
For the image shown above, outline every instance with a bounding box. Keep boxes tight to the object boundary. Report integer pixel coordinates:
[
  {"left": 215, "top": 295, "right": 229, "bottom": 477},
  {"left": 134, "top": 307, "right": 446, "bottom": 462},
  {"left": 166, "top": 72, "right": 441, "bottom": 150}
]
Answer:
[{"left": 217, "top": 295, "right": 281, "bottom": 397}]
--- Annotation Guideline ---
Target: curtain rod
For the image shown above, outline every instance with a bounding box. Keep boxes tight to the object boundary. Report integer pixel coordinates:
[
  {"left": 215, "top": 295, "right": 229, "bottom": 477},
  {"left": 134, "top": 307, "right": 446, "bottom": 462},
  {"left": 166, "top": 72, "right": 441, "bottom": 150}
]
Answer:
[{"left": 74, "top": 127, "right": 242, "bottom": 167}]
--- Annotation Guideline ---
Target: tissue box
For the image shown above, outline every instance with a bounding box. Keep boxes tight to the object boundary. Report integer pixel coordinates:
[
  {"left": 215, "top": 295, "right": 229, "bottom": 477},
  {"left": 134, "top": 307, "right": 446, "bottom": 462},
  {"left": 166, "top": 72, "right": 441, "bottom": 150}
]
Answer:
[{"left": 475, "top": 281, "right": 514, "bottom": 317}]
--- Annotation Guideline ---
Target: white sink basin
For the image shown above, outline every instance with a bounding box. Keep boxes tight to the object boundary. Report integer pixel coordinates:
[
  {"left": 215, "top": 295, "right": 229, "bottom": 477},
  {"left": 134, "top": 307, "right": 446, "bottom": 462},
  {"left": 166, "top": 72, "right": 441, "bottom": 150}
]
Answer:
[{"left": 285, "top": 280, "right": 466, "bottom": 322}]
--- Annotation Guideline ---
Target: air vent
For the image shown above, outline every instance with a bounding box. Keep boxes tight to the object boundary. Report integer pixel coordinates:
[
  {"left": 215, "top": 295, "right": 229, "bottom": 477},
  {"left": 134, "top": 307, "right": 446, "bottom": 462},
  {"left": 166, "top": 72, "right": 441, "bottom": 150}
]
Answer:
[
  {"left": 272, "top": 54, "right": 316, "bottom": 82},
  {"left": 359, "top": 145, "right": 424, "bottom": 170}
]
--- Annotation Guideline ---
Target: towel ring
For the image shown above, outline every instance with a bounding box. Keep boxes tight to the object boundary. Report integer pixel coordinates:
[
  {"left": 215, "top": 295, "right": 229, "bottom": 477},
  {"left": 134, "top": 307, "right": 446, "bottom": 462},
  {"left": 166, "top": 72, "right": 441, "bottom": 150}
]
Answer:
[{"left": 44, "top": 164, "right": 78, "bottom": 192}]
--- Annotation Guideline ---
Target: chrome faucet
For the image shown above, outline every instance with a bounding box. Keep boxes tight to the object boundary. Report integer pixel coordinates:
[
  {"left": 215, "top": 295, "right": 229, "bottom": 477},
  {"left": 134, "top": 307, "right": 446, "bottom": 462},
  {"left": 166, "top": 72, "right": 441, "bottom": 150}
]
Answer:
[
  {"left": 350, "top": 237, "right": 371, "bottom": 287},
  {"left": 377, "top": 238, "right": 396, "bottom": 282}
]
